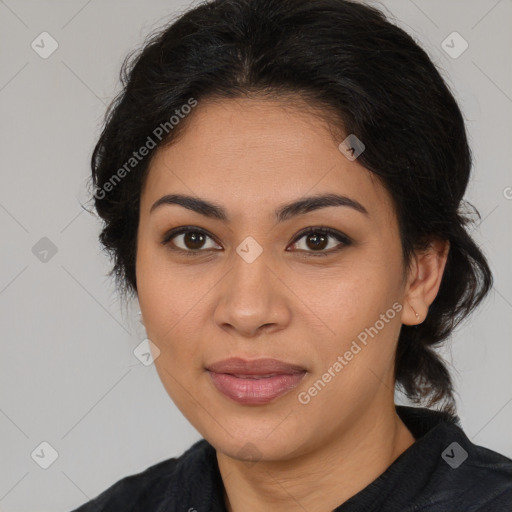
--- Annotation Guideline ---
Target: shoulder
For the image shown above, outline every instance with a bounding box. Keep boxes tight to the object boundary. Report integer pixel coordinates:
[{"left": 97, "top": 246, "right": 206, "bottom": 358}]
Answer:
[
  {"left": 419, "top": 426, "right": 512, "bottom": 511},
  {"left": 396, "top": 406, "right": 512, "bottom": 511},
  {"left": 458, "top": 442, "right": 512, "bottom": 511},
  {"left": 69, "top": 439, "right": 211, "bottom": 512}
]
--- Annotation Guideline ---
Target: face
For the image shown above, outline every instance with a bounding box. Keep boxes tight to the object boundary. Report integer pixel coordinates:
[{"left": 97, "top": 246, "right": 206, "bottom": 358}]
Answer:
[{"left": 136, "top": 97, "right": 410, "bottom": 462}]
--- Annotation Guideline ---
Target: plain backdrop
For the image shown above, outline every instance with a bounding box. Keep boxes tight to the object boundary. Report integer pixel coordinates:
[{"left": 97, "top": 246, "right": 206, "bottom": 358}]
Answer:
[{"left": 0, "top": 0, "right": 511, "bottom": 510}]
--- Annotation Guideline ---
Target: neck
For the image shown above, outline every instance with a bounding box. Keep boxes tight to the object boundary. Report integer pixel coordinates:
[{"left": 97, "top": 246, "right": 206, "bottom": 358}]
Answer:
[{"left": 216, "top": 402, "right": 415, "bottom": 512}]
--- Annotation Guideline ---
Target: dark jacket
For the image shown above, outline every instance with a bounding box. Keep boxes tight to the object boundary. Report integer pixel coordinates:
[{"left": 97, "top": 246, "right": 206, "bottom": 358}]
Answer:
[{"left": 70, "top": 405, "right": 512, "bottom": 511}]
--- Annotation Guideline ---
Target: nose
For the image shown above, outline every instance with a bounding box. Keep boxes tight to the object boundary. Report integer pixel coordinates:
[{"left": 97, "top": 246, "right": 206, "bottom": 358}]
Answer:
[{"left": 213, "top": 249, "right": 291, "bottom": 338}]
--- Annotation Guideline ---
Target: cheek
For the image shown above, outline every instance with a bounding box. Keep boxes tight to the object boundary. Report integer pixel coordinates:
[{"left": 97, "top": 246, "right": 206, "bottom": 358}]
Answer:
[
  {"left": 295, "top": 257, "right": 403, "bottom": 377},
  {"left": 136, "top": 252, "right": 219, "bottom": 396},
  {"left": 136, "top": 240, "right": 203, "bottom": 337}
]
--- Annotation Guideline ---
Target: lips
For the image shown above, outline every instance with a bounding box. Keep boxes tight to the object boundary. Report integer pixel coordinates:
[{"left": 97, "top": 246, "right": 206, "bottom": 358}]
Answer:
[
  {"left": 206, "top": 357, "right": 306, "bottom": 405},
  {"left": 206, "top": 357, "right": 306, "bottom": 375}
]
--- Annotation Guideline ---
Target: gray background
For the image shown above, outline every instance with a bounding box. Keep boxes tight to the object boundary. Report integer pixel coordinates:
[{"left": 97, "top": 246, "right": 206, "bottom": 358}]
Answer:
[{"left": 0, "top": 0, "right": 511, "bottom": 510}]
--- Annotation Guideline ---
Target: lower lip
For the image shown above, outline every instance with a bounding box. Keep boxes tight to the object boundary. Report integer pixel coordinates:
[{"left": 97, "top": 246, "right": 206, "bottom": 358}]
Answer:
[{"left": 207, "top": 371, "right": 306, "bottom": 405}]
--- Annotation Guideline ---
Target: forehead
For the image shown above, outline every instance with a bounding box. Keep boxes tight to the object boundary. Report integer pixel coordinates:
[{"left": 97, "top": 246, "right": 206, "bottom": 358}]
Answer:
[{"left": 141, "top": 97, "right": 394, "bottom": 222}]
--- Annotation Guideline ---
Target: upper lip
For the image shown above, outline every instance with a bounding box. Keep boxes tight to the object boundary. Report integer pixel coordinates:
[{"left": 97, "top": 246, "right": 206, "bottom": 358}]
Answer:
[{"left": 206, "top": 357, "right": 306, "bottom": 375}]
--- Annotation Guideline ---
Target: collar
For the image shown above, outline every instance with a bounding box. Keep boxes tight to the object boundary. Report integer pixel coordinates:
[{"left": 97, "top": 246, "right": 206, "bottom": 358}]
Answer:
[{"left": 156, "top": 406, "right": 482, "bottom": 512}]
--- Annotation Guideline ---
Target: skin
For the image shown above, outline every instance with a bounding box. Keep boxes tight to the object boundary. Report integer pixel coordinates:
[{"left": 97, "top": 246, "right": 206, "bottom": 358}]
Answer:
[{"left": 135, "top": 96, "right": 450, "bottom": 512}]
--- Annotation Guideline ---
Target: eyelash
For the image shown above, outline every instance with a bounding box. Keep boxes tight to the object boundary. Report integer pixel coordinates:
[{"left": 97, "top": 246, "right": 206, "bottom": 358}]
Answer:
[{"left": 160, "top": 226, "right": 352, "bottom": 258}]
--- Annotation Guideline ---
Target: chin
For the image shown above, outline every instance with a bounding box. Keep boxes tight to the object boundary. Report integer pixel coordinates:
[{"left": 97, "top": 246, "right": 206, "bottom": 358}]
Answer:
[{"left": 197, "top": 411, "right": 313, "bottom": 463}]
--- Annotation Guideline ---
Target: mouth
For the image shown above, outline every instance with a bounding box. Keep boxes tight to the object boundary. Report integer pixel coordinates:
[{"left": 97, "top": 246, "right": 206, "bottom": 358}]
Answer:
[{"left": 205, "top": 357, "right": 307, "bottom": 405}]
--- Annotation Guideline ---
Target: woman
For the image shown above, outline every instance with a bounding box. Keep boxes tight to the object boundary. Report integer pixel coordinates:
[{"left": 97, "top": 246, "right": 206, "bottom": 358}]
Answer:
[{"left": 71, "top": 0, "right": 512, "bottom": 510}]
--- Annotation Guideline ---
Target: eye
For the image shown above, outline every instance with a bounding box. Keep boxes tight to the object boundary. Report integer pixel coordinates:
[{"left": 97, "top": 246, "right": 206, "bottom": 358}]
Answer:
[
  {"left": 287, "top": 227, "right": 352, "bottom": 257},
  {"left": 161, "top": 225, "right": 352, "bottom": 258},
  {"left": 161, "top": 226, "right": 222, "bottom": 255}
]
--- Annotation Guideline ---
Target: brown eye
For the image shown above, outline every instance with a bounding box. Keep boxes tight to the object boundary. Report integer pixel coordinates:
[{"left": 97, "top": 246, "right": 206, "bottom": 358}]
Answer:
[
  {"left": 289, "top": 227, "right": 352, "bottom": 256},
  {"left": 161, "top": 227, "right": 222, "bottom": 253},
  {"left": 182, "top": 231, "right": 207, "bottom": 250},
  {"left": 304, "top": 232, "right": 329, "bottom": 251}
]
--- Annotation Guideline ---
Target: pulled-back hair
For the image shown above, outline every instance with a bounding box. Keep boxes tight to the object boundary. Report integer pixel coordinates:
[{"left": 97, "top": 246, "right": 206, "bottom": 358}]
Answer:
[{"left": 90, "top": 0, "right": 493, "bottom": 413}]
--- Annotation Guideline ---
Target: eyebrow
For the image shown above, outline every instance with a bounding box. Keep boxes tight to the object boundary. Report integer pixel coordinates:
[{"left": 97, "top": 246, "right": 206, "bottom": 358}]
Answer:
[{"left": 149, "top": 193, "right": 369, "bottom": 222}]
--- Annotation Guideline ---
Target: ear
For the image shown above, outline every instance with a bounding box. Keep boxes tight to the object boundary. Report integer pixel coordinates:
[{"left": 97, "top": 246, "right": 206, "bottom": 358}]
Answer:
[{"left": 402, "top": 238, "right": 450, "bottom": 326}]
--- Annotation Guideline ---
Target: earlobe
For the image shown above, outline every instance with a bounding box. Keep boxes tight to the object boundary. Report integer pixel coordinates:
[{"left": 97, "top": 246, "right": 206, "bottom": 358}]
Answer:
[
  {"left": 409, "top": 302, "right": 421, "bottom": 322},
  {"left": 402, "top": 238, "right": 450, "bottom": 326}
]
